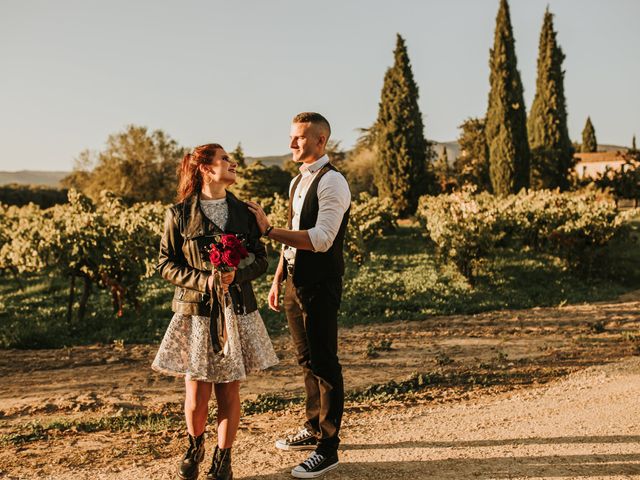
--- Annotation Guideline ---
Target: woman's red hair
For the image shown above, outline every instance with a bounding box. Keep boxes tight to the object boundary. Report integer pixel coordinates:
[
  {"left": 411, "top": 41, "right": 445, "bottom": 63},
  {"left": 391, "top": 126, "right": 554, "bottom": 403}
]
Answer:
[{"left": 176, "top": 143, "right": 223, "bottom": 203}]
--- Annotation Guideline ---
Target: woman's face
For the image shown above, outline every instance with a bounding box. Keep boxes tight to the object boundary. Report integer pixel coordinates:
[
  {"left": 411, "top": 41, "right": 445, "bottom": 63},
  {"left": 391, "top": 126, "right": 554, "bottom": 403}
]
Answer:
[{"left": 200, "top": 148, "right": 237, "bottom": 186}]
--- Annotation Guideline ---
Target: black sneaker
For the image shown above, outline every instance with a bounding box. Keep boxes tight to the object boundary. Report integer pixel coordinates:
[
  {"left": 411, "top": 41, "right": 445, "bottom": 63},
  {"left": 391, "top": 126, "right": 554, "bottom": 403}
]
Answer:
[
  {"left": 275, "top": 428, "right": 318, "bottom": 451},
  {"left": 291, "top": 451, "right": 339, "bottom": 478}
]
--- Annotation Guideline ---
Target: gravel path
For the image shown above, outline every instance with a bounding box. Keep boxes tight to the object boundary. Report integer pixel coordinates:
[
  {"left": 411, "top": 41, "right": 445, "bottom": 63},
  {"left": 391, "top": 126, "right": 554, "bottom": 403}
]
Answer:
[{"left": 76, "top": 356, "right": 640, "bottom": 480}]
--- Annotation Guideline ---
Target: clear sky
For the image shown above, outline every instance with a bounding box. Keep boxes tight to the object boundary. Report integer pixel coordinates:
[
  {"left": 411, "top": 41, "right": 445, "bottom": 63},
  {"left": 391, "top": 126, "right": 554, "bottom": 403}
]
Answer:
[{"left": 1, "top": 0, "right": 639, "bottom": 171}]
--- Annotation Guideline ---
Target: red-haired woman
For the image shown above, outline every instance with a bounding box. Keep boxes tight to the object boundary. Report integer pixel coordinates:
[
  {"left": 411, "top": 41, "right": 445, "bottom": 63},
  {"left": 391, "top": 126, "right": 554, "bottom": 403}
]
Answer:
[{"left": 152, "top": 144, "right": 278, "bottom": 480}]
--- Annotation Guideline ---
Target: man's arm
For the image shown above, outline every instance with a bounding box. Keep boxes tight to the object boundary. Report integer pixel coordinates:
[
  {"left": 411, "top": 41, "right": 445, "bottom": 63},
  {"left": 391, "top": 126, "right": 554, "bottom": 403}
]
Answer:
[
  {"left": 267, "top": 246, "right": 286, "bottom": 312},
  {"left": 267, "top": 228, "right": 315, "bottom": 250},
  {"left": 245, "top": 202, "right": 316, "bottom": 251}
]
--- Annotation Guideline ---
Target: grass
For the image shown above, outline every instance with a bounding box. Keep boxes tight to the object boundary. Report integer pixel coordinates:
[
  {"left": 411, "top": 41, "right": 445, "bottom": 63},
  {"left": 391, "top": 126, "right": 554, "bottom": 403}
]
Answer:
[{"left": 1, "top": 222, "right": 639, "bottom": 349}]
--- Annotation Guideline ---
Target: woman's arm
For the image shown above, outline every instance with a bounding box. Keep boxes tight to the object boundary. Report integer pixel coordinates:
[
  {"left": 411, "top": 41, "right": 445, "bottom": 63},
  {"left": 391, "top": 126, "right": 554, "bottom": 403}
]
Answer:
[
  {"left": 157, "top": 207, "right": 210, "bottom": 293},
  {"left": 233, "top": 212, "right": 268, "bottom": 284}
]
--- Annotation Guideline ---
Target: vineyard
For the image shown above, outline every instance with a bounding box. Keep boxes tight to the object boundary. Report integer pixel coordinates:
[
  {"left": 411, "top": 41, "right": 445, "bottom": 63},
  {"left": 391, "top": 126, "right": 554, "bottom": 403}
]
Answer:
[{"left": 0, "top": 188, "right": 638, "bottom": 350}]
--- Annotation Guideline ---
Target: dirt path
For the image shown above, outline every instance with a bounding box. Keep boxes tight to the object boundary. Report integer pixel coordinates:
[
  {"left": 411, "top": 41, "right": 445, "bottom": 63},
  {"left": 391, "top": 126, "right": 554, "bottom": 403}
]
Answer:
[
  {"left": 97, "top": 357, "right": 640, "bottom": 479},
  {"left": 1, "top": 294, "right": 639, "bottom": 479}
]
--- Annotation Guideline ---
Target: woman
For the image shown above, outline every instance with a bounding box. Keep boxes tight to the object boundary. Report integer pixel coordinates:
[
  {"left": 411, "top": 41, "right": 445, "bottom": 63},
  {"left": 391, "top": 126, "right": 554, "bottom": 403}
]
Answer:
[{"left": 152, "top": 143, "right": 278, "bottom": 480}]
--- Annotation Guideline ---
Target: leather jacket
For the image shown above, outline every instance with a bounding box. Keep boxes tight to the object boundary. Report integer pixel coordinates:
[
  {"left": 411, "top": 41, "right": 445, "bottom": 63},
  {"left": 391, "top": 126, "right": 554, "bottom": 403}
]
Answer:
[{"left": 157, "top": 191, "right": 268, "bottom": 317}]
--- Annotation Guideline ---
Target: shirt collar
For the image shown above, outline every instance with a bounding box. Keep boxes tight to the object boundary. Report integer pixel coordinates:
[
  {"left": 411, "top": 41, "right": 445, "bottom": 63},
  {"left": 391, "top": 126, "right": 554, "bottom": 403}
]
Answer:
[{"left": 299, "top": 154, "right": 330, "bottom": 178}]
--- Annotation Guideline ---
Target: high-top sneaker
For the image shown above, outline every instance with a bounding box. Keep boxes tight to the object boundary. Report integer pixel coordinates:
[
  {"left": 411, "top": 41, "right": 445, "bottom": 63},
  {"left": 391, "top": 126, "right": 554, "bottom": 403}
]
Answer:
[
  {"left": 291, "top": 450, "right": 339, "bottom": 478},
  {"left": 275, "top": 428, "right": 318, "bottom": 451},
  {"left": 177, "top": 432, "right": 206, "bottom": 480},
  {"left": 206, "top": 446, "right": 233, "bottom": 480}
]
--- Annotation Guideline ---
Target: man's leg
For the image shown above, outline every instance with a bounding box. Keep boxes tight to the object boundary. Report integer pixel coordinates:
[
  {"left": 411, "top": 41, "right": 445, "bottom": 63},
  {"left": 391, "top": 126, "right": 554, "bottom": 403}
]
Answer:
[
  {"left": 297, "top": 279, "right": 344, "bottom": 454},
  {"left": 284, "top": 276, "right": 321, "bottom": 434}
]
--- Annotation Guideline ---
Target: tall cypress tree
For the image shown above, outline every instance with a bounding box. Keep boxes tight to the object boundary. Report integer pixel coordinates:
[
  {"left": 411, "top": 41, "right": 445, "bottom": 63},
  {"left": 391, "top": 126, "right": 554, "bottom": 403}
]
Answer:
[
  {"left": 485, "top": 0, "right": 530, "bottom": 195},
  {"left": 231, "top": 142, "right": 246, "bottom": 168},
  {"left": 454, "top": 117, "right": 491, "bottom": 191},
  {"left": 581, "top": 117, "right": 597, "bottom": 152},
  {"left": 374, "top": 34, "right": 434, "bottom": 216},
  {"left": 527, "top": 7, "right": 573, "bottom": 190}
]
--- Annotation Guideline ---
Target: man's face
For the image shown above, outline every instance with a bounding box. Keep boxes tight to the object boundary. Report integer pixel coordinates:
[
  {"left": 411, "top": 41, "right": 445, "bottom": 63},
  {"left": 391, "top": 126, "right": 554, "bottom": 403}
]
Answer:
[{"left": 289, "top": 122, "right": 325, "bottom": 163}]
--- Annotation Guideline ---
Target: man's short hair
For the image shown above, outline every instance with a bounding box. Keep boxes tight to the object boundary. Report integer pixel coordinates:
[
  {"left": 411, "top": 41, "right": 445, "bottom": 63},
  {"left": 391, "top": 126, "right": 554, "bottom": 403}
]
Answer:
[{"left": 292, "top": 112, "right": 331, "bottom": 138}]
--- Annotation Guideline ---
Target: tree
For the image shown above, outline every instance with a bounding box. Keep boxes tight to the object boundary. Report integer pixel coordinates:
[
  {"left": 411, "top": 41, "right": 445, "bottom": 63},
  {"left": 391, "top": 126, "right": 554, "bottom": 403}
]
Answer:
[
  {"left": 282, "top": 156, "right": 299, "bottom": 178},
  {"left": 630, "top": 135, "right": 637, "bottom": 154},
  {"left": 325, "top": 140, "right": 347, "bottom": 168},
  {"left": 231, "top": 142, "right": 246, "bottom": 168},
  {"left": 453, "top": 117, "right": 491, "bottom": 191},
  {"left": 230, "top": 160, "right": 291, "bottom": 199},
  {"left": 527, "top": 7, "right": 574, "bottom": 190},
  {"left": 433, "top": 147, "right": 456, "bottom": 193},
  {"left": 374, "top": 34, "right": 434, "bottom": 216},
  {"left": 485, "top": 0, "right": 530, "bottom": 195},
  {"left": 62, "top": 125, "right": 185, "bottom": 204},
  {"left": 342, "top": 129, "right": 378, "bottom": 197},
  {"left": 581, "top": 117, "right": 597, "bottom": 153}
]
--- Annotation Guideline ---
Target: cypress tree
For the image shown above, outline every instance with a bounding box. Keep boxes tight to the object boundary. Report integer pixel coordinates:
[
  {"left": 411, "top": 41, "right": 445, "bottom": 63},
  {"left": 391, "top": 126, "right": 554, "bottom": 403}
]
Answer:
[
  {"left": 485, "top": 0, "right": 530, "bottom": 195},
  {"left": 231, "top": 142, "right": 246, "bottom": 168},
  {"left": 527, "top": 7, "right": 574, "bottom": 190},
  {"left": 374, "top": 34, "right": 434, "bottom": 216},
  {"left": 581, "top": 117, "right": 597, "bottom": 152},
  {"left": 631, "top": 134, "right": 637, "bottom": 153},
  {"left": 433, "top": 146, "right": 450, "bottom": 192},
  {"left": 454, "top": 117, "right": 491, "bottom": 191}
]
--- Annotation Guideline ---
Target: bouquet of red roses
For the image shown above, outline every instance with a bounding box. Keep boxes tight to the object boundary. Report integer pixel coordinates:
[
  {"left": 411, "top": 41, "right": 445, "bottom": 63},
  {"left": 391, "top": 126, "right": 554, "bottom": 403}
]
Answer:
[{"left": 207, "top": 233, "right": 249, "bottom": 272}]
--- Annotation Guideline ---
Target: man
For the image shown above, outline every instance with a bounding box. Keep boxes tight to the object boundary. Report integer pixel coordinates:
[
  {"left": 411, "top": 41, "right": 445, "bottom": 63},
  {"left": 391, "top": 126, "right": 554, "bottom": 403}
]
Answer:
[{"left": 247, "top": 112, "right": 350, "bottom": 478}]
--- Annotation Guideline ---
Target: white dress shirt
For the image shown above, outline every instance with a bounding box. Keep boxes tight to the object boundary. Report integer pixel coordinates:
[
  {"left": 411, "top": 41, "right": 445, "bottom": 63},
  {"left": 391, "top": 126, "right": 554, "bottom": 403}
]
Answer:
[{"left": 284, "top": 155, "right": 351, "bottom": 264}]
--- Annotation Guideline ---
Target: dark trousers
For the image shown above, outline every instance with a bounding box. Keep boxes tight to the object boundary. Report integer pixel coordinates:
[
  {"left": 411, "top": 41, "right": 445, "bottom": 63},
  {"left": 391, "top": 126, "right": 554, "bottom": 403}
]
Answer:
[{"left": 284, "top": 276, "right": 344, "bottom": 453}]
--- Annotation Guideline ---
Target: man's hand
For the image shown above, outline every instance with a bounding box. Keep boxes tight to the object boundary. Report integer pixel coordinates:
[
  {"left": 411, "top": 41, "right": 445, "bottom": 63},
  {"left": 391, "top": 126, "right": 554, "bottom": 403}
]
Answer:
[
  {"left": 268, "top": 280, "right": 281, "bottom": 312},
  {"left": 246, "top": 201, "right": 270, "bottom": 235}
]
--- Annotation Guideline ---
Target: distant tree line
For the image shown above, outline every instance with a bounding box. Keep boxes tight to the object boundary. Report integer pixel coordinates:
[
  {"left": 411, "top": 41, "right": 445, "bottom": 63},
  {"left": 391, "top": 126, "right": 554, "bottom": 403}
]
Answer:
[{"left": 0, "top": 184, "right": 69, "bottom": 208}]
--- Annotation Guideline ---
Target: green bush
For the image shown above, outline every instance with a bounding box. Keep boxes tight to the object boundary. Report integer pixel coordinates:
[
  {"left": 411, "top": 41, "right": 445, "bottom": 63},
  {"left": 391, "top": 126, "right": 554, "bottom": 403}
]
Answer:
[{"left": 417, "top": 188, "right": 637, "bottom": 281}]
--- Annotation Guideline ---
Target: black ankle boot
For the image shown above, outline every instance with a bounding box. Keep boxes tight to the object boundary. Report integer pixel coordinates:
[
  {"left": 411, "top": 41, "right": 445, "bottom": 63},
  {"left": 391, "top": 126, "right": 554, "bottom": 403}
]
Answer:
[
  {"left": 177, "top": 432, "right": 206, "bottom": 480},
  {"left": 206, "top": 446, "right": 232, "bottom": 480}
]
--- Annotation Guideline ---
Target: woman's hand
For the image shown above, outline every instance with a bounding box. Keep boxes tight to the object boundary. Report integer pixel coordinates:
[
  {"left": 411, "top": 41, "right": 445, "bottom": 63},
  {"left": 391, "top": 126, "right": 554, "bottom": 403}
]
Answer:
[
  {"left": 220, "top": 269, "right": 236, "bottom": 293},
  {"left": 207, "top": 270, "right": 235, "bottom": 293}
]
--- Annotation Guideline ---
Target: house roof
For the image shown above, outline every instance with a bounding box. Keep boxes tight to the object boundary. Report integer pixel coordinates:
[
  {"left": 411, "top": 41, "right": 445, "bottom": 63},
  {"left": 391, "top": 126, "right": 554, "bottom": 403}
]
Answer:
[{"left": 574, "top": 151, "right": 632, "bottom": 163}]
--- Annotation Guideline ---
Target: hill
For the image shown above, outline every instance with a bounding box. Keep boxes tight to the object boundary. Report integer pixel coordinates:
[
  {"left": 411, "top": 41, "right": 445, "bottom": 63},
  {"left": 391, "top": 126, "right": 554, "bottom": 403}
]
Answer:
[
  {"left": 0, "top": 155, "right": 293, "bottom": 187},
  {"left": 0, "top": 171, "right": 69, "bottom": 187},
  {"left": 2, "top": 143, "right": 629, "bottom": 186}
]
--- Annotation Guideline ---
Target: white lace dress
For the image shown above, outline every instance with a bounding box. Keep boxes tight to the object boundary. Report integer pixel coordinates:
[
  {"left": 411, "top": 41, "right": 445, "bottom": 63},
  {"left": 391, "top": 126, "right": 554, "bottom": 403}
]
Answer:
[{"left": 152, "top": 198, "right": 279, "bottom": 383}]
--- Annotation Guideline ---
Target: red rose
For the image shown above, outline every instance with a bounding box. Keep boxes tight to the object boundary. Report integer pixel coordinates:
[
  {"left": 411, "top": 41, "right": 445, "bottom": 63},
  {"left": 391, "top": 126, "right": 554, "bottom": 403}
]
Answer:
[
  {"left": 222, "top": 249, "right": 241, "bottom": 268},
  {"left": 209, "top": 245, "right": 223, "bottom": 266},
  {"left": 221, "top": 234, "right": 241, "bottom": 248},
  {"left": 237, "top": 245, "right": 249, "bottom": 258}
]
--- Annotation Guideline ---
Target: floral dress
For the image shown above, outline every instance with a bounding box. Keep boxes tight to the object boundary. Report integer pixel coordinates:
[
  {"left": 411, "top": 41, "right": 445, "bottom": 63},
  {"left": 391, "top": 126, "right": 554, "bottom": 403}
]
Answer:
[{"left": 152, "top": 197, "right": 278, "bottom": 383}]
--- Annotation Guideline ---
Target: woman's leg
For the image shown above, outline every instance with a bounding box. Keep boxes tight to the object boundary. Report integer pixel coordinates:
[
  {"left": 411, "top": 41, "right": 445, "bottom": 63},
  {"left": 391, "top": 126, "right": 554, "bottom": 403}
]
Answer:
[
  {"left": 185, "top": 379, "right": 213, "bottom": 436},
  {"left": 213, "top": 381, "right": 241, "bottom": 448}
]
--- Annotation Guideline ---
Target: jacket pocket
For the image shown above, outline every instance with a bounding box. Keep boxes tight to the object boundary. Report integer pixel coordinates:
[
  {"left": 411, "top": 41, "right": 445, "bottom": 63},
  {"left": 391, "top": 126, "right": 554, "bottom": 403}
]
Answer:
[{"left": 174, "top": 287, "right": 205, "bottom": 303}]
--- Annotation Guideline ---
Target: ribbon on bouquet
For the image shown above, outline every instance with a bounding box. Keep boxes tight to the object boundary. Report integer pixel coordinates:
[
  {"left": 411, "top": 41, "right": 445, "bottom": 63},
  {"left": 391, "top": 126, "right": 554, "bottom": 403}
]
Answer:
[{"left": 208, "top": 269, "right": 229, "bottom": 355}]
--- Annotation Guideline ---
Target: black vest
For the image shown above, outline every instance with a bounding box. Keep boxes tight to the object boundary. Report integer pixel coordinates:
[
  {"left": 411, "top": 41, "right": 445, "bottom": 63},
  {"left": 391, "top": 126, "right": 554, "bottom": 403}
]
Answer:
[{"left": 288, "top": 163, "right": 350, "bottom": 286}]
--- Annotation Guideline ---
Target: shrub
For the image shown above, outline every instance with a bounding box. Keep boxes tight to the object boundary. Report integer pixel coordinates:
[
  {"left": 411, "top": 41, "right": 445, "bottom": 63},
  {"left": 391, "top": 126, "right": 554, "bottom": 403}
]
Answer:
[{"left": 417, "top": 188, "right": 636, "bottom": 281}]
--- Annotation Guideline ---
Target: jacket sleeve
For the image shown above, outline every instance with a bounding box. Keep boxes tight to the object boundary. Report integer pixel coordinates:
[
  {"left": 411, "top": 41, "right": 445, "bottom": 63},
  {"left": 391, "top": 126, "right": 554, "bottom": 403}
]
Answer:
[
  {"left": 233, "top": 213, "right": 268, "bottom": 284},
  {"left": 157, "top": 207, "right": 209, "bottom": 293}
]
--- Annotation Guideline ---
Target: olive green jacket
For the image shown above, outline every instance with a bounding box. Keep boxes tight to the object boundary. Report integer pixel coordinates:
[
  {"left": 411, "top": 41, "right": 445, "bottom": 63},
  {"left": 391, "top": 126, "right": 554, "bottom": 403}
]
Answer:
[{"left": 157, "top": 191, "right": 268, "bottom": 316}]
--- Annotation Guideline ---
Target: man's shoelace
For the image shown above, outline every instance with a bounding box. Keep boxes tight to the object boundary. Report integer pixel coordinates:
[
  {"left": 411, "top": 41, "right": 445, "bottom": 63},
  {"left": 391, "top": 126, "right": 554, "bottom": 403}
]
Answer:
[
  {"left": 288, "top": 428, "right": 311, "bottom": 442},
  {"left": 302, "top": 452, "right": 325, "bottom": 470}
]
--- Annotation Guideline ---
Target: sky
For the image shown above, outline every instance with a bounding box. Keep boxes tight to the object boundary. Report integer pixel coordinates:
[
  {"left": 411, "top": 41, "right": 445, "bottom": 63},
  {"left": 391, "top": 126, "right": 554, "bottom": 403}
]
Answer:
[{"left": 1, "top": 0, "right": 639, "bottom": 171}]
